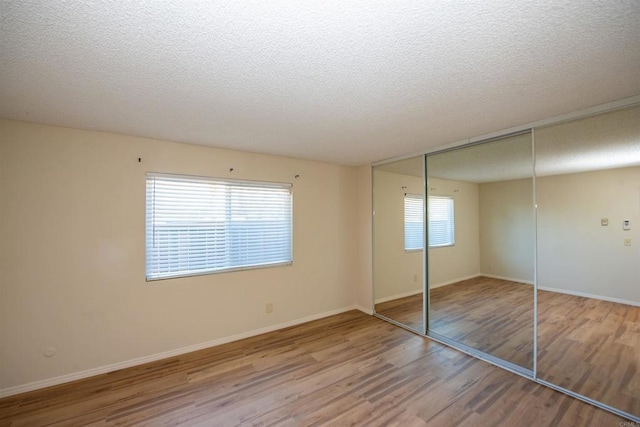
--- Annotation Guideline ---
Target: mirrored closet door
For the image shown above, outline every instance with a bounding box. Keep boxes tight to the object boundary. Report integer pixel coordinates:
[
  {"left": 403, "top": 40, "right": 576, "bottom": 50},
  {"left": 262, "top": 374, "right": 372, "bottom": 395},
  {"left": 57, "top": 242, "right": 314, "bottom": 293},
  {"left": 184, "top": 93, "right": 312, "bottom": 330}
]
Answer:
[
  {"left": 535, "top": 105, "right": 640, "bottom": 418},
  {"left": 371, "top": 101, "right": 640, "bottom": 422},
  {"left": 425, "top": 133, "right": 535, "bottom": 371},
  {"left": 373, "top": 156, "right": 425, "bottom": 333}
]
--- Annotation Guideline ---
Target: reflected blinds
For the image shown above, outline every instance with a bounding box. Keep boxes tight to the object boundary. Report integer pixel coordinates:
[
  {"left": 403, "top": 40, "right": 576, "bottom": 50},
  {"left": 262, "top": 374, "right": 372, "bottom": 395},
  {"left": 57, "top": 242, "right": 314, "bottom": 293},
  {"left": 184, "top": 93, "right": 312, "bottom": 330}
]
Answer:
[
  {"left": 404, "top": 195, "right": 454, "bottom": 250},
  {"left": 428, "top": 196, "right": 455, "bottom": 247},
  {"left": 404, "top": 194, "right": 424, "bottom": 250}
]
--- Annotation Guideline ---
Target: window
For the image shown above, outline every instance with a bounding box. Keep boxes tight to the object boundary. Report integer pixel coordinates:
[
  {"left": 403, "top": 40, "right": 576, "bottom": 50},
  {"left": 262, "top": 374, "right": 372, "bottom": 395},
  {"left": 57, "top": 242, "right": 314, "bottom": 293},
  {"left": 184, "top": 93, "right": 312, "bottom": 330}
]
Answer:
[
  {"left": 146, "top": 173, "right": 292, "bottom": 280},
  {"left": 404, "top": 194, "right": 455, "bottom": 250}
]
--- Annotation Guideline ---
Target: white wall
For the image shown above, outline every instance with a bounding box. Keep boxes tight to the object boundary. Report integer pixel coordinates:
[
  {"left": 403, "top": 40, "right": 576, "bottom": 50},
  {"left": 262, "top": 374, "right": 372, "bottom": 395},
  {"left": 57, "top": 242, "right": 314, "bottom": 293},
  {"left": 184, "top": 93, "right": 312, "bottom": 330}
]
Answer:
[
  {"left": 479, "top": 179, "right": 534, "bottom": 282},
  {"left": 427, "top": 177, "right": 480, "bottom": 288},
  {"left": 537, "top": 167, "right": 640, "bottom": 305},
  {"left": 0, "top": 119, "right": 359, "bottom": 392}
]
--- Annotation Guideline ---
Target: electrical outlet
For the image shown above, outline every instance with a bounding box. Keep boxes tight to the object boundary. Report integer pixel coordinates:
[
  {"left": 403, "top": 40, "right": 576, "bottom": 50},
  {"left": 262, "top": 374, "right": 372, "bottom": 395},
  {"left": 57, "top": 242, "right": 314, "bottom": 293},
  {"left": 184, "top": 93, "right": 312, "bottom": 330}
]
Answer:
[{"left": 266, "top": 303, "right": 273, "bottom": 313}]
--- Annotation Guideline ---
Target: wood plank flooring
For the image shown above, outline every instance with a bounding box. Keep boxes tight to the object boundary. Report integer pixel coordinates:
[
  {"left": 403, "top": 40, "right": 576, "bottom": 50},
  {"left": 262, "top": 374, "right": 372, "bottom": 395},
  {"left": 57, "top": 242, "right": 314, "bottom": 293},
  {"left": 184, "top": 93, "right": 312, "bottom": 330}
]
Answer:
[{"left": 0, "top": 311, "right": 626, "bottom": 426}]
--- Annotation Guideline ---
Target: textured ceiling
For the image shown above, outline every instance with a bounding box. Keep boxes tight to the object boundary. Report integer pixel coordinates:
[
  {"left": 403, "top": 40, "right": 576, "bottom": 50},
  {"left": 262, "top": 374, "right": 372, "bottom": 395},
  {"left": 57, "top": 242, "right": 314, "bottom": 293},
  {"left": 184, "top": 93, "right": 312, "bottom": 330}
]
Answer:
[{"left": 1, "top": 1, "right": 639, "bottom": 165}]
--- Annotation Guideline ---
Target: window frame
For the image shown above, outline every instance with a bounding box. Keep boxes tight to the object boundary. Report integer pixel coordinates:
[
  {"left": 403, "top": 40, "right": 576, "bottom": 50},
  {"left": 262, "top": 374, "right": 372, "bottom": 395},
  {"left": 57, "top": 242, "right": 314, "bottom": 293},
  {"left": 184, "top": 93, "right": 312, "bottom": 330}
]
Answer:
[{"left": 145, "top": 172, "right": 293, "bottom": 281}]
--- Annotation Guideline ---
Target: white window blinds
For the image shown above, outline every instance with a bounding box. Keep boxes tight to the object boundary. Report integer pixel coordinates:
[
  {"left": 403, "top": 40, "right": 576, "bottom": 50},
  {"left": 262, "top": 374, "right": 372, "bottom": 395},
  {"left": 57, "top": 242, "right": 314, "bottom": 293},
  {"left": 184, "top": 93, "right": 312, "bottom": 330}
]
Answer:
[
  {"left": 404, "top": 194, "right": 424, "bottom": 251},
  {"left": 404, "top": 195, "right": 455, "bottom": 250},
  {"left": 146, "top": 173, "right": 292, "bottom": 280},
  {"left": 428, "top": 196, "right": 455, "bottom": 247}
]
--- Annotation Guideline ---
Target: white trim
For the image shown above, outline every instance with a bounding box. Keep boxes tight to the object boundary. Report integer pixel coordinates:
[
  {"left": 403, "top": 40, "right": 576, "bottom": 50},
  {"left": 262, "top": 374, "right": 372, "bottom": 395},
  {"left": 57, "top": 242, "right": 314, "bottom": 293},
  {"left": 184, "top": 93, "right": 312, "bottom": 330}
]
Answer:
[
  {"left": 0, "top": 305, "right": 359, "bottom": 399},
  {"left": 531, "top": 126, "right": 538, "bottom": 378},
  {"left": 374, "top": 273, "right": 532, "bottom": 302},
  {"left": 538, "top": 286, "right": 640, "bottom": 307},
  {"left": 375, "top": 288, "right": 422, "bottom": 304},
  {"left": 430, "top": 273, "right": 481, "bottom": 289},
  {"left": 480, "top": 273, "right": 534, "bottom": 285}
]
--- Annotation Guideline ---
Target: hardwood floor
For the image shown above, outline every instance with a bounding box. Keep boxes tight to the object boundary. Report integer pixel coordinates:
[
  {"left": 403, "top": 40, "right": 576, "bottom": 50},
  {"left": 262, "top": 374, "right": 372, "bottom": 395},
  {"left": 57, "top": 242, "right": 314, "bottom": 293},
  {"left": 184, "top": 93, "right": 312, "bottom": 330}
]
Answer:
[{"left": 0, "top": 311, "right": 626, "bottom": 426}]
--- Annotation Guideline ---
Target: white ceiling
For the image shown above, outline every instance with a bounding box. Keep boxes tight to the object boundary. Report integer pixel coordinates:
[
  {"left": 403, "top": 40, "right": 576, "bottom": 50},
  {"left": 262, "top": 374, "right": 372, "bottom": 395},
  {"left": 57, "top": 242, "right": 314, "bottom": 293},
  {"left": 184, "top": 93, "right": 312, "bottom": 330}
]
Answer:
[{"left": 1, "top": 1, "right": 639, "bottom": 165}]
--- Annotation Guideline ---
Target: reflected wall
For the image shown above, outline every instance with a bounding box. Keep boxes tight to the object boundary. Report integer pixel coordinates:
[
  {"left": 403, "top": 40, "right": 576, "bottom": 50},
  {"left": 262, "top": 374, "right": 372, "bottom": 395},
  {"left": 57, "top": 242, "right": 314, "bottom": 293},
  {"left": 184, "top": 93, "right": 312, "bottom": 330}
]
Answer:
[{"left": 373, "top": 156, "right": 425, "bottom": 333}]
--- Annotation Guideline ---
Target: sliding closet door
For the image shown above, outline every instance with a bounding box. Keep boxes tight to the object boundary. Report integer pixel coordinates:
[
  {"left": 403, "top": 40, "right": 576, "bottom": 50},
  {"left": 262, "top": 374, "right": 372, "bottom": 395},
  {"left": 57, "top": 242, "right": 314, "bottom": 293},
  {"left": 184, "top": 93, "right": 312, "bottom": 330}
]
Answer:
[
  {"left": 535, "top": 106, "right": 640, "bottom": 419},
  {"left": 426, "top": 133, "right": 535, "bottom": 371},
  {"left": 373, "top": 156, "right": 425, "bottom": 333}
]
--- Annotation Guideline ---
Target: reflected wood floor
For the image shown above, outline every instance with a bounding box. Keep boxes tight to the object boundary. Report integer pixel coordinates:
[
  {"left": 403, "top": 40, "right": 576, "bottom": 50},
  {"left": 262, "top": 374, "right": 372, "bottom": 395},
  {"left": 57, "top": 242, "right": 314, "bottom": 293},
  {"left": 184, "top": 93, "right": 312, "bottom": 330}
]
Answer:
[
  {"left": 0, "top": 311, "right": 625, "bottom": 426},
  {"left": 376, "top": 277, "right": 535, "bottom": 368},
  {"left": 430, "top": 277, "right": 534, "bottom": 369},
  {"left": 375, "top": 293, "right": 424, "bottom": 332},
  {"left": 538, "top": 290, "right": 640, "bottom": 416}
]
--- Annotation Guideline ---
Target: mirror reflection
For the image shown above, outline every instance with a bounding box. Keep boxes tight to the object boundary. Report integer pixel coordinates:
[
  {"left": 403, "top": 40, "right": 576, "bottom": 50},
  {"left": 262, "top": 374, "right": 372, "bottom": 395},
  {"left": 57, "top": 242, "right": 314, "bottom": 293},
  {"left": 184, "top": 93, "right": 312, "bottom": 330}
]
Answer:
[
  {"left": 373, "top": 156, "right": 425, "bottom": 333},
  {"left": 426, "top": 133, "right": 535, "bottom": 370},
  {"left": 536, "top": 106, "right": 640, "bottom": 417},
  {"left": 371, "top": 104, "right": 640, "bottom": 420}
]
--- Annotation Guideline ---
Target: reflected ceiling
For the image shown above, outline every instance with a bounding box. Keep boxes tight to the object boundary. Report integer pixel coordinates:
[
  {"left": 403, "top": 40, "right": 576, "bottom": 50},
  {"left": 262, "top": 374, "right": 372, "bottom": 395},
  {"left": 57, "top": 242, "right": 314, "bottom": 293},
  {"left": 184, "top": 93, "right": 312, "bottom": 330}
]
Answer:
[{"left": 378, "top": 106, "right": 640, "bottom": 183}]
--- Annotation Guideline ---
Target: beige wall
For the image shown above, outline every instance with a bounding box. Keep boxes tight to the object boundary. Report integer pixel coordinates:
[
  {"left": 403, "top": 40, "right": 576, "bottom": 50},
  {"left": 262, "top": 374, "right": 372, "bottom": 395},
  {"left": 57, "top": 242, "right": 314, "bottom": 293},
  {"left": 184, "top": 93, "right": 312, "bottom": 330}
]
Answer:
[
  {"left": 537, "top": 167, "right": 640, "bottom": 304},
  {"left": 0, "top": 119, "right": 359, "bottom": 391},
  {"left": 479, "top": 179, "right": 535, "bottom": 282},
  {"left": 427, "top": 177, "right": 480, "bottom": 288}
]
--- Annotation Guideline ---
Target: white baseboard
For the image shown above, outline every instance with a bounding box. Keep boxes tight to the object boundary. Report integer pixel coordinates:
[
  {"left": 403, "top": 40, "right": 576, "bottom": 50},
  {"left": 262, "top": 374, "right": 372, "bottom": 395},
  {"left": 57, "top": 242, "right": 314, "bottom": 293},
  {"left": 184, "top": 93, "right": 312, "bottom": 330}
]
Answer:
[
  {"left": 430, "top": 273, "right": 482, "bottom": 289},
  {"left": 480, "top": 273, "right": 534, "bottom": 285},
  {"left": 374, "top": 274, "right": 487, "bottom": 300},
  {"left": 374, "top": 275, "right": 534, "bottom": 301},
  {"left": 375, "top": 288, "right": 422, "bottom": 304},
  {"left": 538, "top": 286, "right": 640, "bottom": 307},
  {"left": 0, "top": 305, "right": 359, "bottom": 399}
]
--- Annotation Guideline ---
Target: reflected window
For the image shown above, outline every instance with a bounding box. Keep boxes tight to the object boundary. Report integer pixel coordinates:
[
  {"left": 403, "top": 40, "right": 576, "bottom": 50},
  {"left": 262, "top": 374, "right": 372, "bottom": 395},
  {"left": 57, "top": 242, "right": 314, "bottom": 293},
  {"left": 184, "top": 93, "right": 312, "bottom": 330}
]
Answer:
[
  {"left": 404, "top": 195, "right": 455, "bottom": 250},
  {"left": 404, "top": 194, "right": 424, "bottom": 251},
  {"left": 429, "top": 196, "right": 455, "bottom": 247}
]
